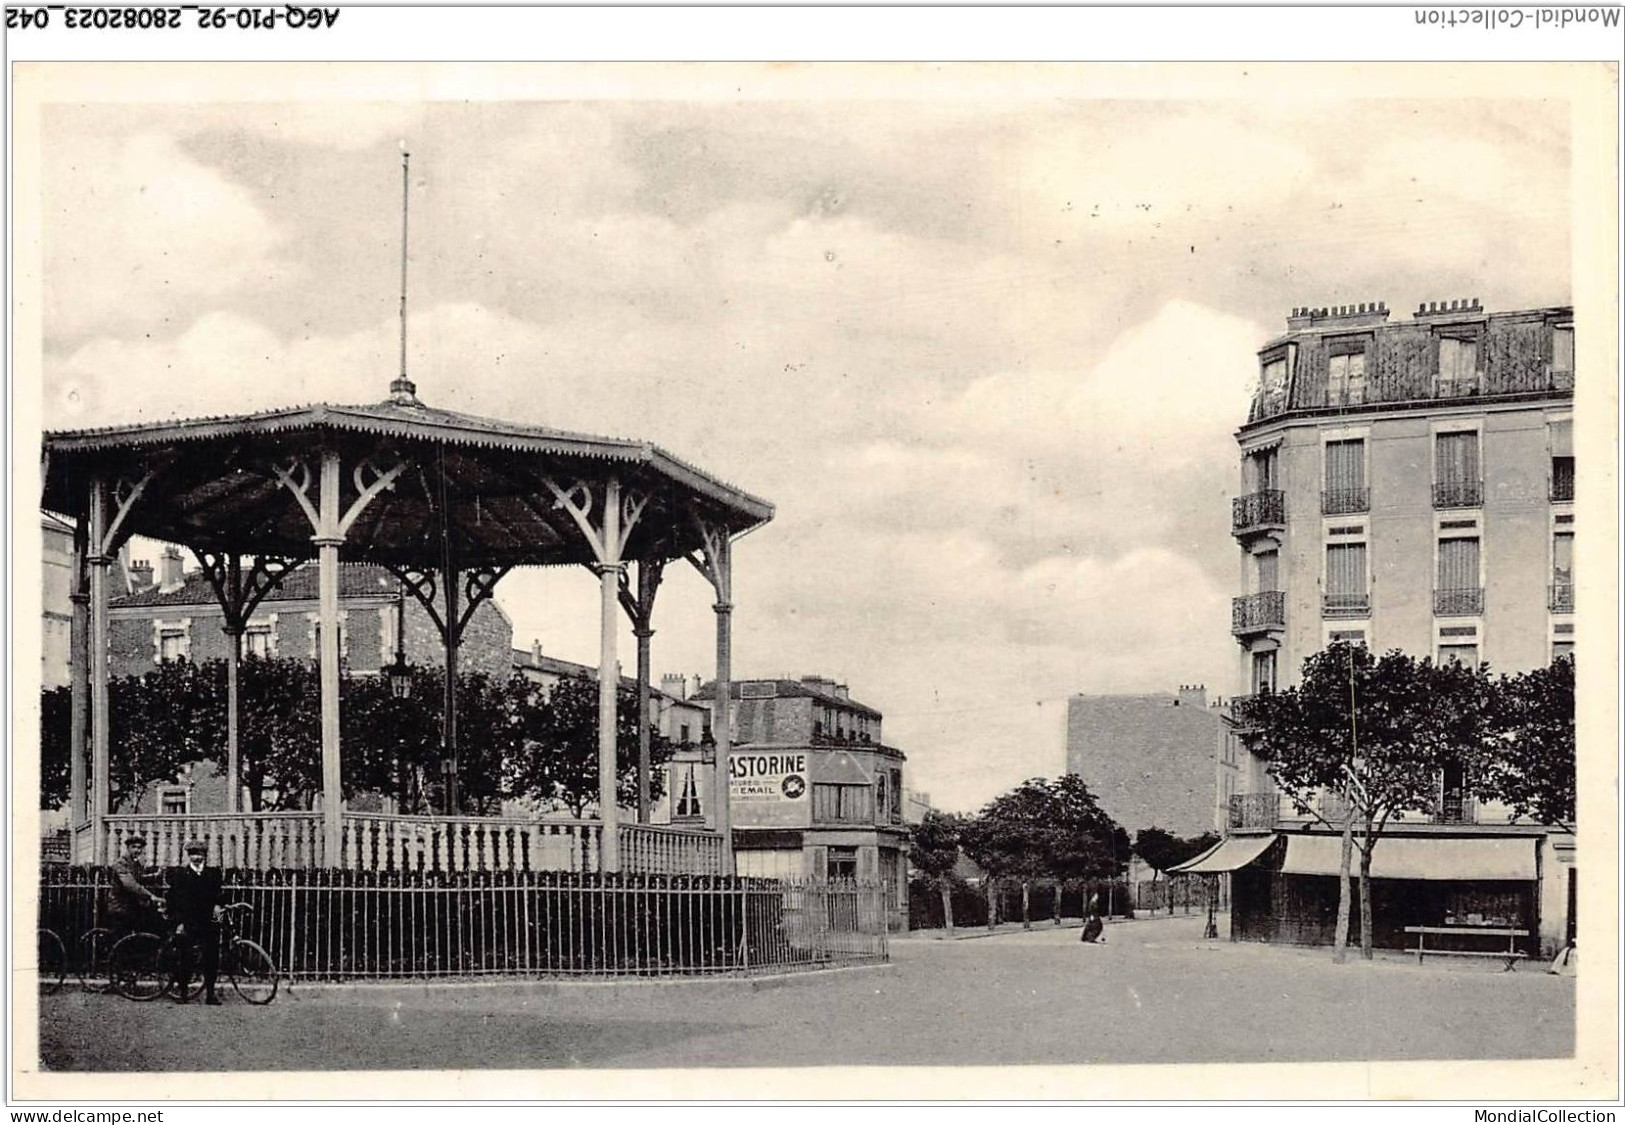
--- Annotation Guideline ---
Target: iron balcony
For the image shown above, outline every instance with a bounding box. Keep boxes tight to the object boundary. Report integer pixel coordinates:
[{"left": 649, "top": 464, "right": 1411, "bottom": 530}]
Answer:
[{"left": 1232, "top": 591, "right": 1286, "bottom": 636}]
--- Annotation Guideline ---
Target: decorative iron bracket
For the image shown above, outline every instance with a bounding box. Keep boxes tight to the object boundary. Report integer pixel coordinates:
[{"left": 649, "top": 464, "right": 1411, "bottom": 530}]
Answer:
[
  {"left": 685, "top": 512, "right": 732, "bottom": 604},
  {"left": 193, "top": 550, "right": 297, "bottom": 634},
  {"left": 91, "top": 470, "right": 157, "bottom": 561},
  {"left": 543, "top": 476, "right": 646, "bottom": 565},
  {"left": 617, "top": 558, "right": 666, "bottom": 635},
  {"left": 382, "top": 563, "right": 509, "bottom": 647},
  {"left": 274, "top": 454, "right": 407, "bottom": 540}
]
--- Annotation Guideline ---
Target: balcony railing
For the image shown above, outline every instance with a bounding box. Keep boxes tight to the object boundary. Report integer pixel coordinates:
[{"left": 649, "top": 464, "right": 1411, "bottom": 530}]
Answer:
[
  {"left": 1321, "top": 592, "right": 1371, "bottom": 619},
  {"left": 1432, "top": 479, "right": 1483, "bottom": 509},
  {"left": 1549, "top": 583, "right": 1574, "bottom": 614},
  {"left": 1320, "top": 487, "right": 1369, "bottom": 516},
  {"left": 1231, "top": 490, "right": 1285, "bottom": 536},
  {"left": 1227, "top": 792, "right": 1281, "bottom": 831},
  {"left": 1431, "top": 798, "right": 1478, "bottom": 826},
  {"left": 1434, "top": 587, "right": 1485, "bottom": 617},
  {"left": 1231, "top": 591, "right": 1286, "bottom": 636},
  {"left": 1550, "top": 474, "right": 1575, "bottom": 502}
]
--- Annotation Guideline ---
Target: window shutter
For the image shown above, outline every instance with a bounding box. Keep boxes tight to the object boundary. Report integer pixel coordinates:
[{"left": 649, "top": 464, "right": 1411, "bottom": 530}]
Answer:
[
  {"left": 1551, "top": 419, "right": 1573, "bottom": 457},
  {"left": 809, "top": 845, "right": 829, "bottom": 879},
  {"left": 858, "top": 846, "right": 878, "bottom": 882}
]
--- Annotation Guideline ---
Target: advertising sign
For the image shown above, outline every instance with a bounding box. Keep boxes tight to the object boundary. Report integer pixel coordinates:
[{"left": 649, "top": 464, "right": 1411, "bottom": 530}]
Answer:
[{"left": 728, "top": 751, "right": 810, "bottom": 828}]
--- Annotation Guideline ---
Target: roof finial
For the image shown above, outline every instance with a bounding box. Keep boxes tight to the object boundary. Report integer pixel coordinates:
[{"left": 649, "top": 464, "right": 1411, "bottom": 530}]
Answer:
[{"left": 389, "top": 141, "right": 420, "bottom": 407}]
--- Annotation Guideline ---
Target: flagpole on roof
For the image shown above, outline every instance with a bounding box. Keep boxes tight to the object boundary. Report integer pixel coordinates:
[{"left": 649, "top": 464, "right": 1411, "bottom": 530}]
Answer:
[{"left": 391, "top": 142, "right": 418, "bottom": 406}]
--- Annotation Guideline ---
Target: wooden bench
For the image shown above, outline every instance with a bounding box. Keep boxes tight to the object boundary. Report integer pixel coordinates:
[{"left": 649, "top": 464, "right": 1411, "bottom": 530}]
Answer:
[{"left": 1404, "top": 925, "right": 1528, "bottom": 971}]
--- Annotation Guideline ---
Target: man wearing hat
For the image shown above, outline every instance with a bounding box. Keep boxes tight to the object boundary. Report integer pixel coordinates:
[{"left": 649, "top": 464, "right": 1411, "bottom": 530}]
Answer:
[
  {"left": 166, "top": 840, "right": 224, "bottom": 1004},
  {"left": 107, "top": 835, "right": 165, "bottom": 939}
]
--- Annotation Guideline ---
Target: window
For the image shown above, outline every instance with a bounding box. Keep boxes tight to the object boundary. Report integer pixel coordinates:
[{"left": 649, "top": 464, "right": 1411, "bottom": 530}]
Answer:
[
  {"left": 679, "top": 723, "right": 692, "bottom": 745},
  {"left": 1327, "top": 352, "right": 1366, "bottom": 406},
  {"left": 1438, "top": 759, "right": 1469, "bottom": 823},
  {"left": 1324, "top": 543, "right": 1369, "bottom": 617},
  {"left": 891, "top": 768, "right": 904, "bottom": 824},
  {"left": 244, "top": 620, "right": 274, "bottom": 658},
  {"left": 812, "top": 784, "right": 873, "bottom": 824},
  {"left": 1550, "top": 419, "right": 1574, "bottom": 502},
  {"left": 159, "top": 786, "right": 189, "bottom": 816},
  {"left": 1438, "top": 644, "right": 1479, "bottom": 667},
  {"left": 1322, "top": 439, "right": 1367, "bottom": 514},
  {"left": 1254, "top": 550, "right": 1279, "bottom": 594},
  {"left": 826, "top": 846, "right": 858, "bottom": 880},
  {"left": 1436, "top": 536, "right": 1482, "bottom": 616},
  {"left": 1261, "top": 357, "right": 1288, "bottom": 401},
  {"left": 875, "top": 772, "right": 888, "bottom": 823},
  {"left": 1437, "top": 337, "right": 1479, "bottom": 395},
  {"left": 1552, "top": 641, "right": 1575, "bottom": 662},
  {"left": 673, "top": 765, "right": 703, "bottom": 820},
  {"left": 153, "top": 619, "right": 191, "bottom": 664},
  {"left": 1248, "top": 447, "right": 1278, "bottom": 492},
  {"left": 1552, "top": 326, "right": 1574, "bottom": 375},
  {"left": 1434, "top": 431, "right": 1482, "bottom": 508},
  {"left": 1251, "top": 650, "right": 1276, "bottom": 695},
  {"left": 1551, "top": 532, "right": 1574, "bottom": 613}
]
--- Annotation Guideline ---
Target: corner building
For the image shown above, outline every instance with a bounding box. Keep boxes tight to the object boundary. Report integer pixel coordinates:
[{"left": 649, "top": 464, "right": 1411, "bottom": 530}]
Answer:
[{"left": 1219, "top": 298, "right": 1575, "bottom": 956}]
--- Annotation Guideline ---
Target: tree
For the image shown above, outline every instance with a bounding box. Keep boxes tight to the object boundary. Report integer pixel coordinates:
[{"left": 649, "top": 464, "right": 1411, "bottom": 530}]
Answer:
[
  {"left": 237, "top": 655, "right": 321, "bottom": 811},
  {"left": 907, "top": 810, "right": 964, "bottom": 935},
  {"left": 1245, "top": 643, "right": 1495, "bottom": 961},
  {"left": 39, "top": 685, "right": 73, "bottom": 810},
  {"left": 960, "top": 776, "right": 1127, "bottom": 931},
  {"left": 1477, "top": 655, "right": 1575, "bottom": 833},
  {"left": 505, "top": 672, "right": 674, "bottom": 817},
  {"left": 1133, "top": 827, "right": 1221, "bottom": 878}
]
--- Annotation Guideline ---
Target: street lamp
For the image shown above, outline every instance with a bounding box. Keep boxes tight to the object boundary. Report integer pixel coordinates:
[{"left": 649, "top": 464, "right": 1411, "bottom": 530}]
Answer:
[{"left": 386, "top": 586, "right": 413, "bottom": 699}]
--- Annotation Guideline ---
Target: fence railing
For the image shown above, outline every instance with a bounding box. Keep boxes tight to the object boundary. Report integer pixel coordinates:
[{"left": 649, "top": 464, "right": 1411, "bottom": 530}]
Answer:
[
  {"left": 1434, "top": 587, "right": 1485, "bottom": 617},
  {"left": 618, "top": 823, "right": 723, "bottom": 875},
  {"left": 99, "top": 813, "right": 723, "bottom": 875},
  {"left": 1549, "top": 583, "right": 1574, "bottom": 614},
  {"left": 1432, "top": 479, "right": 1484, "bottom": 509},
  {"left": 105, "top": 813, "right": 325, "bottom": 870},
  {"left": 38, "top": 867, "right": 887, "bottom": 981},
  {"left": 1320, "top": 487, "right": 1369, "bottom": 516}
]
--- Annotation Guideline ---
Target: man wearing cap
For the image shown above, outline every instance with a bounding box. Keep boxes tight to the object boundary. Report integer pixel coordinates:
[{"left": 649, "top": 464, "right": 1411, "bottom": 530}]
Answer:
[
  {"left": 107, "top": 836, "right": 165, "bottom": 939},
  {"left": 166, "top": 840, "right": 224, "bottom": 1005}
]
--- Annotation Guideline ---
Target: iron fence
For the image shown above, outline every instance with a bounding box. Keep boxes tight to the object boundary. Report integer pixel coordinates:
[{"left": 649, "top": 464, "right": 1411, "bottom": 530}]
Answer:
[
  {"left": 38, "top": 866, "right": 886, "bottom": 981},
  {"left": 1231, "top": 490, "right": 1285, "bottom": 535}
]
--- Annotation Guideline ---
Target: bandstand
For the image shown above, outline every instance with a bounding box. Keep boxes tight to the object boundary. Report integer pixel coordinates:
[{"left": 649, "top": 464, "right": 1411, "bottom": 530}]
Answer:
[{"left": 40, "top": 373, "right": 773, "bottom": 877}]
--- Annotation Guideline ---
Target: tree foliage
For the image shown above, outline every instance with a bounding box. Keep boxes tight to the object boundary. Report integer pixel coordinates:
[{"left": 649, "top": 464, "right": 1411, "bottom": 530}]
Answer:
[
  {"left": 1134, "top": 827, "right": 1221, "bottom": 877},
  {"left": 907, "top": 809, "right": 966, "bottom": 935},
  {"left": 959, "top": 775, "right": 1128, "bottom": 928},
  {"left": 1245, "top": 642, "right": 1503, "bottom": 960},
  {"left": 504, "top": 672, "right": 674, "bottom": 817},
  {"left": 40, "top": 657, "right": 678, "bottom": 818},
  {"left": 1478, "top": 655, "right": 1575, "bottom": 832}
]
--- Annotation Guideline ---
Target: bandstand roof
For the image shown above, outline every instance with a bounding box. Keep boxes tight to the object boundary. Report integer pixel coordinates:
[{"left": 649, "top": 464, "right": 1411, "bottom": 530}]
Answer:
[{"left": 41, "top": 397, "right": 774, "bottom": 567}]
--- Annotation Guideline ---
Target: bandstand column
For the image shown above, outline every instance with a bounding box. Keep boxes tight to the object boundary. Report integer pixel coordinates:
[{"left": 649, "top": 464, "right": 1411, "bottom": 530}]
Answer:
[
  {"left": 68, "top": 521, "right": 89, "bottom": 846},
  {"left": 87, "top": 481, "right": 111, "bottom": 864},
  {"left": 316, "top": 451, "right": 344, "bottom": 864},
  {"left": 712, "top": 597, "right": 734, "bottom": 876},
  {"left": 633, "top": 622, "right": 654, "bottom": 824},
  {"left": 597, "top": 480, "right": 623, "bottom": 873},
  {"left": 224, "top": 622, "right": 243, "bottom": 814}
]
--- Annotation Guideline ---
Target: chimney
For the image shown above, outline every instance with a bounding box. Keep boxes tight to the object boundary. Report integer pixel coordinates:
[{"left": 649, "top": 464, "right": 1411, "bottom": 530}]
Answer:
[
  {"left": 530, "top": 639, "right": 543, "bottom": 667},
  {"left": 128, "top": 560, "right": 155, "bottom": 593},
  {"left": 158, "top": 546, "right": 185, "bottom": 593},
  {"left": 833, "top": 682, "right": 850, "bottom": 701},
  {"left": 692, "top": 673, "right": 703, "bottom": 699},
  {"left": 1176, "top": 684, "right": 1207, "bottom": 709},
  {"left": 661, "top": 673, "right": 687, "bottom": 700}
]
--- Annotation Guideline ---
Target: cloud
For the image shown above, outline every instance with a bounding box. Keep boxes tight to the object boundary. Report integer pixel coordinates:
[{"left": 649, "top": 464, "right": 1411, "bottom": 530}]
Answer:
[{"left": 43, "top": 133, "right": 290, "bottom": 342}]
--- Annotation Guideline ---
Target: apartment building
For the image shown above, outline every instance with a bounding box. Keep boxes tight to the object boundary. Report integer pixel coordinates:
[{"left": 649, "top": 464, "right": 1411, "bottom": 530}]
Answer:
[
  {"left": 689, "top": 675, "right": 911, "bottom": 930},
  {"left": 1211, "top": 298, "right": 1575, "bottom": 956}
]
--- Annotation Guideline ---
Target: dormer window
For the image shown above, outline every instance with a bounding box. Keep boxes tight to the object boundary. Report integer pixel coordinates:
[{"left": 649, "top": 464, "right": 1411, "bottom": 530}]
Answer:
[
  {"left": 1326, "top": 338, "right": 1368, "bottom": 407},
  {"left": 1436, "top": 334, "right": 1480, "bottom": 396}
]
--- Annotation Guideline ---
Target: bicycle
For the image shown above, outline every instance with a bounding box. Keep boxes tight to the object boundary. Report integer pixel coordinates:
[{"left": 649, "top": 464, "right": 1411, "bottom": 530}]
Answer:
[
  {"left": 76, "top": 927, "right": 116, "bottom": 993},
  {"left": 36, "top": 928, "right": 66, "bottom": 994},
  {"left": 108, "top": 903, "right": 279, "bottom": 1005}
]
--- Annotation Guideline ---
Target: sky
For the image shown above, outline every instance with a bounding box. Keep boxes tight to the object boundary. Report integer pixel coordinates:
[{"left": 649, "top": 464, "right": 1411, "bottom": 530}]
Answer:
[{"left": 31, "top": 67, "right": 1578, "bottom": 814}]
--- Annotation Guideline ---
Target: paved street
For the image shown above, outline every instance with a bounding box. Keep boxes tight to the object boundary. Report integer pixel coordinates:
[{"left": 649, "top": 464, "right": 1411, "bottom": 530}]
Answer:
[{"left": 36, "top": 914, "right": 1573, "bottom": 1073}]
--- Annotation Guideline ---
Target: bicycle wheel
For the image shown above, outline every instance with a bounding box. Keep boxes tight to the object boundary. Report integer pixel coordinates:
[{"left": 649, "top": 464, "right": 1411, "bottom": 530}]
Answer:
[
  {"left": 227, "top": 939, "right": 279, "bottom": 1005},
  {"left": 108, "top": 932, "right": 168, "bottom": 1001},
  {"left": 76, "top": 928, "right": 115, "bottom": 993},
  {"left": 36, "top": 930, "right": 66, "bottom": 995}
]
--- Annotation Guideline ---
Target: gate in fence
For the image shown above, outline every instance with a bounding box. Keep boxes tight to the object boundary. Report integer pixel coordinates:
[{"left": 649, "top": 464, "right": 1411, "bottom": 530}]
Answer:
[{"left": 39, "top": 866, "right": 888, "bottom": 981}]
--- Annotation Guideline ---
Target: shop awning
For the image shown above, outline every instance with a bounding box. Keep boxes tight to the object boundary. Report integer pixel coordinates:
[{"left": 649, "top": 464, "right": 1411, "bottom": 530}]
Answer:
[
  {"left": 1280, "top": 834, "right": 1538, "bottom": 880},
  {"left": 1169, "top": 834, "right": 1276, "bottom": 874}
]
